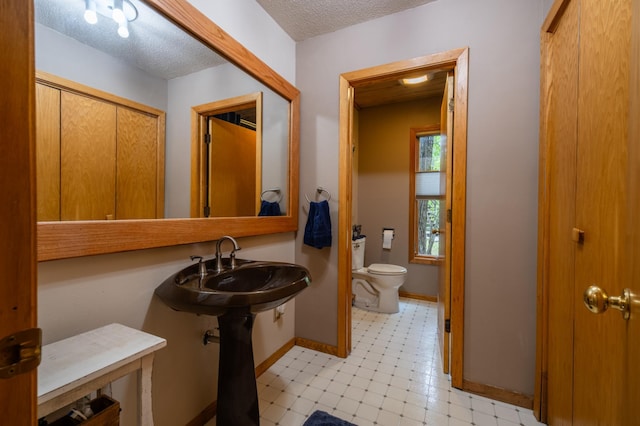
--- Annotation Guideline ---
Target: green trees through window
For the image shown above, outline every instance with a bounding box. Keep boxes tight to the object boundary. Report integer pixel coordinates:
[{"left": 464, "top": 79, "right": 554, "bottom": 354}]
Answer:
[{"left": 414, "top": 132, "right": 442, "bottom": 258}]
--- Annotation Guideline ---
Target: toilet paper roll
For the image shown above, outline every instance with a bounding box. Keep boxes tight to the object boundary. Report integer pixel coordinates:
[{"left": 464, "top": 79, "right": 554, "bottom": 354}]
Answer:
[{"left": 382, "top": 229, "right": 393, "bottom": 249}]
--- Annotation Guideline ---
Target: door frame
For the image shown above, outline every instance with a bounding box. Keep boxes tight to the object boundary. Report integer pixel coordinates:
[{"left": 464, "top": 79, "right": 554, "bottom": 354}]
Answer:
[{"left": 337, "top": 47, "right": 469, "bottom": 388}]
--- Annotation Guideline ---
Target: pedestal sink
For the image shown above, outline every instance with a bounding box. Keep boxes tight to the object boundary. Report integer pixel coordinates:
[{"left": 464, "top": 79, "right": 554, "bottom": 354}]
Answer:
[{"left": 155, "top": 258, "right": 311, "bottom": 425}]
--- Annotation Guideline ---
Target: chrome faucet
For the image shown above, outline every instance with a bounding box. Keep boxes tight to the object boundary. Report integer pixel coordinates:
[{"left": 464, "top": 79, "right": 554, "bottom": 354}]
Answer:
[{"left": 215, "top": 236, "right": 241, "bottom": 272}]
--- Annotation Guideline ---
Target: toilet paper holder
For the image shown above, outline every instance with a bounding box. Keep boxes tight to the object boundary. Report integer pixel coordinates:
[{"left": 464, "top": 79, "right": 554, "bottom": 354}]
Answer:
[
  {"left": 382, "top": 228, "right": 395, "bottom": 250},
  {"left": 382, "top": 228, "right": 395, "bottom": 239}
]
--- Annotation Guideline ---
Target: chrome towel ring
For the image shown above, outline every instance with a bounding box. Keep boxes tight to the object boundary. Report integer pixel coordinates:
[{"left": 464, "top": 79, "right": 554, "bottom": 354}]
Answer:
[{"left": 305, "top": 187, "right": 331, "bottom": 203}]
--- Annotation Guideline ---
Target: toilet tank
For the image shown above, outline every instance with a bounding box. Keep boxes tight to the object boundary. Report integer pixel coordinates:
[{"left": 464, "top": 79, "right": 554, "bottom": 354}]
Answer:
[{"left": 351, "top": 237, "right": 366, "bottom": 270}]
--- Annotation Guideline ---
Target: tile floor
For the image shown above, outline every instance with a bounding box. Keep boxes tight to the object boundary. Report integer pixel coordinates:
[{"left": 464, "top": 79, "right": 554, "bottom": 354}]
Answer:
[{"left": 220, "top": 299, "right": 546, "bottom": 425}]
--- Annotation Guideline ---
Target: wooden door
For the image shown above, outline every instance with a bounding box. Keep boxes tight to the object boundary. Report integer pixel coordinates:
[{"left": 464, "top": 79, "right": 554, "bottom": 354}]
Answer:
[
  {"left": 209, "top": 118, "right": 258, "bottom": 217},
  {"left": 437, "top": 74, "right": 454, "bottom": 374},
  {"left": 116, "top": 107, "right": 160, "bottom": 219},
  {"left": 540, "top": 0, "right": 639, "bottom": 423},
  {"left": 572, "top": 0, "right": 633, "bottom": 423},
  {"left": 60, "top": 92, "right": 116, "bottom": 220},
  {"left": 0, "top": 0, "right": 38, "bottom": 423}
]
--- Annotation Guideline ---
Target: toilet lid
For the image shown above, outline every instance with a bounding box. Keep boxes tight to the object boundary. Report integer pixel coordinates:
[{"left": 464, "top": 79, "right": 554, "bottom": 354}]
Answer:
[{"left": 367, "top": 263, "right": 407, "bottom": 275}]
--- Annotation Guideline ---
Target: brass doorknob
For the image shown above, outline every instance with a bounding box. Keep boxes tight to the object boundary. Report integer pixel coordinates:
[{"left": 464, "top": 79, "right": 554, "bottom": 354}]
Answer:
[{"left": 583, "top": 285, "right": 631, "bottom": 320}]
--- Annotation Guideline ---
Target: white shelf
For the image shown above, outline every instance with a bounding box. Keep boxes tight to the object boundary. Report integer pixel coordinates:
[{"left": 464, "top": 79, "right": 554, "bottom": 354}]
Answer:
[{"left": 38, "top": 323, "right": 166, "bottom": 425}]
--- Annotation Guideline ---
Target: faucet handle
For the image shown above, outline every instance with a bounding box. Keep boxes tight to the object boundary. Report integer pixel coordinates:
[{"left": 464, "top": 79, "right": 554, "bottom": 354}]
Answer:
[{"left": 190, "top": 255, "right": 207, "bottom": 278}]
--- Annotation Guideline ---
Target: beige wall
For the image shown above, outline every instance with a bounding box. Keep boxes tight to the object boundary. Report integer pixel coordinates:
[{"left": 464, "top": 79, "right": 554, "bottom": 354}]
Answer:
[
  {"left": 295, "top": 0, "right": 545, "bottom": 397},
  {"left": 356, "top": 98, "right": 441, "bottom": 296}
]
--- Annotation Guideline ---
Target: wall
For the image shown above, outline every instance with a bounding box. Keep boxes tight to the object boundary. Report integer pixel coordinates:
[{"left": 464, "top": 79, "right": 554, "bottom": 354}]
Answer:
[
  {"left": 36, "top": 1, "right": 298, "bottom": 425},
  {"left": 295, "top": 0, "right": 545, "bottom": 397},
  {"left": 357, "top": 98, "right": 441, "bottom": 296}
]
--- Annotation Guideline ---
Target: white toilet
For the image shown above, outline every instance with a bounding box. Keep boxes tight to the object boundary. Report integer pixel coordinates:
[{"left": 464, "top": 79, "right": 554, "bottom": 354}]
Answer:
[{"left": 351, "top": 237, "right": 407, "bottom": 313}]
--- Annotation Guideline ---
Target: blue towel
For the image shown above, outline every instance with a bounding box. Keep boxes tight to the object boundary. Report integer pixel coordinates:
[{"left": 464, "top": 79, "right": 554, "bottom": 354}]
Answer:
[
  {"left": 303, "top": 410, "right": 356, "bottom": 426},
  {"left": 304, "top": 200, "right": 332, "bottom": 249},
  {"left": 258, "top": 200, "right": 281, "bottom": 216}
]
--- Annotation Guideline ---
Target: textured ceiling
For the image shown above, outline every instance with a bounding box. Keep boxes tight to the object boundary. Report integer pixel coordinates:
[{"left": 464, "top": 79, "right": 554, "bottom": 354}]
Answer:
[
  {"left": 34, "top": 0, "right": 226, "bottom": 80},
  {"left": 34, "top": 0, "right": 444, "bottom": 103},
  {"left": 256, "top": 0, "right": 438, "bottom": 41}
]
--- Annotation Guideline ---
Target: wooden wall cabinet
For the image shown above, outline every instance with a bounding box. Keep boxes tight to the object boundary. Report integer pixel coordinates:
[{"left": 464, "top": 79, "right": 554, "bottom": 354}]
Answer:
[{"left": 35, "top": 72, "right": 165, "bottom": 221}]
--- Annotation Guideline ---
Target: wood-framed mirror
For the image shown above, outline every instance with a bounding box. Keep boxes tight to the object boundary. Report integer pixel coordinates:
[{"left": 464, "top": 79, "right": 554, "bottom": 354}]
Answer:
[{"left": 35, "top": 0, "right": 299, "bottom": 261}]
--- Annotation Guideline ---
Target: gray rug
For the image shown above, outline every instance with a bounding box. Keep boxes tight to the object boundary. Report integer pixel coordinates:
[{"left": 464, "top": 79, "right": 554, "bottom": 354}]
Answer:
[{"left": 303, "top": 410, "right": 357, "bottom": 426}]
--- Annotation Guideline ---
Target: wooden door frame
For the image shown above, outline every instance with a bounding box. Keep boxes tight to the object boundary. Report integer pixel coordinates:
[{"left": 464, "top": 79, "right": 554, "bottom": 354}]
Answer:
[
  {"left": 0, "top": 0, "right": 38, "bottom": 423},
  {"left": 190, "top": 92, "right": 263, "bottom": 217},
  {"left": 534, "top": 1, "right": 570, "bottom": 420},
  {"left": 337, "top": 47, "right": 469, "bottom": 388}
]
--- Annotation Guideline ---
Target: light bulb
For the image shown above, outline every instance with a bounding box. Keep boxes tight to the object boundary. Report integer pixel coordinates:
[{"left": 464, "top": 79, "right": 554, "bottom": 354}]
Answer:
[
  {"left": 112, "top": 0, "right": 126, "bottom": 24},
  {"left": 118, "top": 20, "right": 129, "bottom": 38},
  {"left": 401, "top": 75, "right": 429, "bottom": 85},
  {"left": 84, "top": 0, "right": 97, "bottom": 24}
]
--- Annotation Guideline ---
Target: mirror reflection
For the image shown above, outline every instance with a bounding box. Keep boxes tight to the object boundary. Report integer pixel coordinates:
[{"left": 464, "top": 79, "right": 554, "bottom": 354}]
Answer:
[{"left": 34, "top": 0, "right": 289, "bottom": 220}]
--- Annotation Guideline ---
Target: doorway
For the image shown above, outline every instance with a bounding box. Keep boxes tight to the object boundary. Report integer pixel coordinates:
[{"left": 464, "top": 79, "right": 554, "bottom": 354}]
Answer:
[{"left": 337, "top": 48, "right": 469, "bottom": 388}]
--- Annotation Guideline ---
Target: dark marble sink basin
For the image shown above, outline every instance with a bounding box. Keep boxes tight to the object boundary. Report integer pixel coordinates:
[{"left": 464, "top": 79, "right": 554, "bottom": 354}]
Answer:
[{"left": 155, "top": 259, "right": 311, "bottom": 316}]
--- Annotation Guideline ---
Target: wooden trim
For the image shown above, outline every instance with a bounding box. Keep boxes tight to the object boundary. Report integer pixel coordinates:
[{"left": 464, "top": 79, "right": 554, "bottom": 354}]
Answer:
[
  {"left": 462, "top": 380, "right": 534, "bottom": 409},
  {"left": 542, "top": 0, "right": 572, "bottom": 34},
  {"left": 338, "top": 48, "right": 469, "bottom": 386},
  {"left": 408, "top": 125, "right": 441, "bottom": 264},
  {"left": 38, "top": 216, "right": 297, "bottom": 261},
  {"left": 288, "top": 93, "right": 301, "bottom": 218},
  {"left": 341, "top": 48, "right": 468, "bottom": 86},
  {"left": 410, "top": 256, "right": 444, "bottom": 266},
  {"left": 449, "top": 48, "right": 469, "bottom": 390},
  {"left": 534, "top": 2, "right": 575, "bottom": 420},
  {"left": 534, "top": 12, "right": 555, "bottom": 422},
  {"left": 295, "top": 338, "right": 341, "bottom": 357},
  {"left": 36, "top": 71, "right": 166, "bottom": 117},
  {"left": 35, "top": 0, "right": 300, "bottom": 261},
  {"left": 190, "top": 111, "right": 205, "bottom": 217},
  {"left": 337, "top": 76, "right": 354, "bottom": 358},
  {"left": 398, "top": 291, "right": 437, "bottom": 303},
  {"left": 147, "top": 0, "right": 298, "bottom": 101},
  {"left": 0, "top": 0, "right": 38, "bottom": 422},
  {"left": 185, "top": 400, "right": 217, "bottom": 426},
  {"left": 156, "top": 113, "right": 166, "bottom": 219},
  {"left": 255, "top": 338, "right": 296, "bottom": 377}
]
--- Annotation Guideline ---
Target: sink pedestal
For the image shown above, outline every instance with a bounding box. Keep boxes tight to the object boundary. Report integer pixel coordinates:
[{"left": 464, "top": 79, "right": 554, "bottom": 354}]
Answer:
[{"left": 217, "top": 308, "right": 259, "bottom": 426}]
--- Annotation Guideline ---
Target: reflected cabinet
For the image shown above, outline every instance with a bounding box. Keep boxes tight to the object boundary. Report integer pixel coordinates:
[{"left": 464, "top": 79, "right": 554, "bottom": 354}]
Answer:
[{"left": 36, "top": 72, "right": 165, "bottom": 221}]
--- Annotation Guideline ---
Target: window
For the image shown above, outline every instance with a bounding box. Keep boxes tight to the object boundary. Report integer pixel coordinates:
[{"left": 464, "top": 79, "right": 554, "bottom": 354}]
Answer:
[{"left": 410, "top": 126, "right": 444, "bottom": 264}]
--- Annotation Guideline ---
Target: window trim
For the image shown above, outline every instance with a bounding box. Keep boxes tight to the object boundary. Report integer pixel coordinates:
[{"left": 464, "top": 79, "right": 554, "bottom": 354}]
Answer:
[{"left": 409, "top": 125, "right": 444, "bottom": 265}]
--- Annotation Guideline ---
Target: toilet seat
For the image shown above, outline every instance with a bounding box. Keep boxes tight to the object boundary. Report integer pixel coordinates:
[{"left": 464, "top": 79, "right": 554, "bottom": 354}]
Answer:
[{"left": 367, "top": 263, "right": 407, "bottom": 275}]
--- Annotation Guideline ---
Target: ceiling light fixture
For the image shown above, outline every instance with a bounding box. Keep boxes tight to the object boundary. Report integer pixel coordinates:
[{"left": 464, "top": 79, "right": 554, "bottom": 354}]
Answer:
[
  {"left": 112, "top": 0, "right": 126, "bottom": 24},
  {"left": 401, "top": 75, "right": 430, "bottom": 85},
  {"left": 83, "top": 0, "right": 138, "bottom": 38},
  {"left": 117, "top": 20, "right": 129, "bottom": 38},
  {"left": 84, "top": 0, "right": 98, "bottom": 24}
]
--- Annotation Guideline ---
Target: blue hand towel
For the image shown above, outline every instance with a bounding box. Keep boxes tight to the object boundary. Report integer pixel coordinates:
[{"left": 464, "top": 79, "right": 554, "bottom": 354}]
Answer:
[
  {"left": 258, "top": 200, "right": 281, "bottom": 216},
  {"left": 304, "top": 200, "right": 332, "bottom": 249}
]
